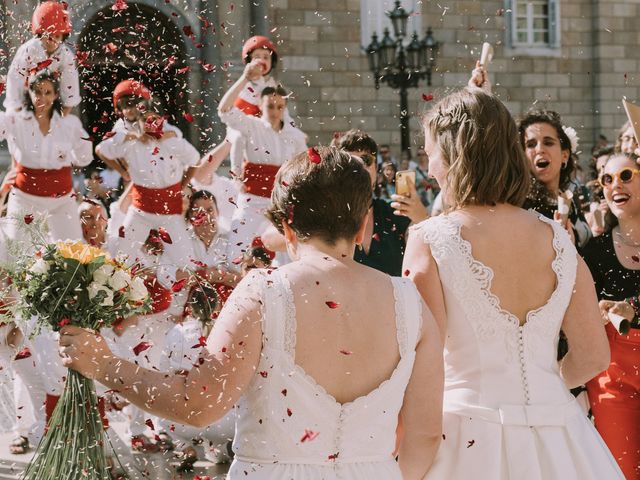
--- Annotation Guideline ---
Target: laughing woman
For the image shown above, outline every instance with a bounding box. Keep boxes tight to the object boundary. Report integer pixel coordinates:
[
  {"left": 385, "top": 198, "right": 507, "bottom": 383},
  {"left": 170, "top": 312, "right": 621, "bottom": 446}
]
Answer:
[
  {"left": 581, "top": 153, "right": 640, "bottom": 479},
  {"left": 518, "top": 110, "right": 591, "bottom": 248}
]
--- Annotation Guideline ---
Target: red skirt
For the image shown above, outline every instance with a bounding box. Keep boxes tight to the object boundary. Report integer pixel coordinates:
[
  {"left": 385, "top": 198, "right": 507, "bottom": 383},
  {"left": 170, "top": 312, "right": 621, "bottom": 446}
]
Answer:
[{"left": 586, "top": 323, "right": 640, "bottom": 479}]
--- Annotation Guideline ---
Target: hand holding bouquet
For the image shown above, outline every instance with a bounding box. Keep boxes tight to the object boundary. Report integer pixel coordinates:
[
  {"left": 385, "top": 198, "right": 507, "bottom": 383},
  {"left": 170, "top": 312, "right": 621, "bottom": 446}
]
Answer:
[{"left": 11, "top": 241, "right": 150, "bottom": 480}]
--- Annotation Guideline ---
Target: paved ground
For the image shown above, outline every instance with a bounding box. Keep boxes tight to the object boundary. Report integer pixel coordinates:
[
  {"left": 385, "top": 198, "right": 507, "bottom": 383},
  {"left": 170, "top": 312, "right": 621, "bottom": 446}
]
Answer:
[{"left": 0, "top": 420, "right": 230, "bottom": 479}]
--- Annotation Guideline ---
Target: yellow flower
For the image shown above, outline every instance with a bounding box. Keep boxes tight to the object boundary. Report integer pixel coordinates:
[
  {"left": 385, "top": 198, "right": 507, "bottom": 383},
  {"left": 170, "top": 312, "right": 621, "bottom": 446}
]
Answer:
[{"left": 56, "top": 241, "right": 109, "bottom": 265}]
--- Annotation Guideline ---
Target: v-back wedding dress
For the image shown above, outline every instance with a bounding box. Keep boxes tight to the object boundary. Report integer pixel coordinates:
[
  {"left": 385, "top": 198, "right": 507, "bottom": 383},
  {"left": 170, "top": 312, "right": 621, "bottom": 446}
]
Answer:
[
  {"left": 227, "top": 269, "right": 423, "bottom": 479},
  {"left": 416, "top": 213, "right": 624, "bottom": 480}
]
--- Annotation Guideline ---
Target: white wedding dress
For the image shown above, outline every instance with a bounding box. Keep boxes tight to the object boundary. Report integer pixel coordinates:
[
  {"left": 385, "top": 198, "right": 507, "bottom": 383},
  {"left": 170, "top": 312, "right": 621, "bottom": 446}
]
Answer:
[
  {"left": 416, "top": 214, "right": 624, "bottom": 480},
  {"left": 227, "top": 269, "right": 423, "bottom": 479}
]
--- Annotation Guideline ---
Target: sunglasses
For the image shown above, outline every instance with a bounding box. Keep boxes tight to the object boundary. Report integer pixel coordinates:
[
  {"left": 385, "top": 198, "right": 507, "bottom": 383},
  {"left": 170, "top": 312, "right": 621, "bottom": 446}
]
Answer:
[{"left": 599, "top": 168, "right": 640, "bottom": 187}]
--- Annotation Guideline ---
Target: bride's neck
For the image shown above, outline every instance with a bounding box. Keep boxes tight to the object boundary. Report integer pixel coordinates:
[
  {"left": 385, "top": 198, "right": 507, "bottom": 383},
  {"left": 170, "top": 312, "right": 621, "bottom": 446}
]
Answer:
[{"left": 294, "top": 237, "right": 356, "bottom": 264}]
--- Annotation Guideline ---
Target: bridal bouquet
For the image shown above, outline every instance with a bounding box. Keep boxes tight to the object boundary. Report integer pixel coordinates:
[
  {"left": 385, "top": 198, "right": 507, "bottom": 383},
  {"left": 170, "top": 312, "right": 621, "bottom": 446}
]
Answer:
[{"left": 10, "top": 240, "right": 150, "bottom": 479}]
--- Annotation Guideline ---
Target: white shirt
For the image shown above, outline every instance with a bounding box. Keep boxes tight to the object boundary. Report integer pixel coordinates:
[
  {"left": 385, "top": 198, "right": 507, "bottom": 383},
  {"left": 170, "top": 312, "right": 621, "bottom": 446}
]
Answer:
[
  {"left": 189, "top": 233, "right": 229, "bottom": 271},
  {"left": 228, "top": 78, "right": 295, "bottom": 175},
  {"left": 0, "top": 110, "right": 92, "bottom": 168},
  {"left": 96, "top": 133, "right": 199, "bottom": 188},
  {"left": 4, "top": 38, "right": 80, "bottom": 110},
  {"left": 219, "top": 107, "right": 306, "bottom": 169}
]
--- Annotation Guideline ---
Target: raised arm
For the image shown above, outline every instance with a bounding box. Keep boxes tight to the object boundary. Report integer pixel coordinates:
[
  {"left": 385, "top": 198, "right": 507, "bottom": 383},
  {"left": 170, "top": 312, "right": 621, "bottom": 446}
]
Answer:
[
  {"left": 403, "top": 227, "right": 448, "bottom": 343},
  {"left": 192, "top": 140, "right": 232, "bottom": 185},
  {"left": 560, "top": 256, "right": 610, "bottom": 388},
  {"left": 218, "top": 60, "right": 264, "bottom": 115},
  {"left": 398, "top": 303, "right": 444, "bottom": 479},
  {"left": 59, "top": 271, "right": 265, "bottom": 428}
]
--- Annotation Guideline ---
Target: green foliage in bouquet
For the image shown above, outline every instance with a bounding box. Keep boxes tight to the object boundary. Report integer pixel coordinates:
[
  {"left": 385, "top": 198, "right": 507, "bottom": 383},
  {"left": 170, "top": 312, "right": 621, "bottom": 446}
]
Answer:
[{"left": 9, "top": 241, "right": 152, "bottom": 480}]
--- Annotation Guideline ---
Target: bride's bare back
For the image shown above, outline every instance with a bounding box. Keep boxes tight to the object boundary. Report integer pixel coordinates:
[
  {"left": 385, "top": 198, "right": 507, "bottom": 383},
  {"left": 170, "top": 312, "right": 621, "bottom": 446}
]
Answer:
[
  {"left": 281, "top": 256, "right": 402, "bottom": 405},
  {"left": 451, "top": 205, "right": 558, "bottom": 326}
]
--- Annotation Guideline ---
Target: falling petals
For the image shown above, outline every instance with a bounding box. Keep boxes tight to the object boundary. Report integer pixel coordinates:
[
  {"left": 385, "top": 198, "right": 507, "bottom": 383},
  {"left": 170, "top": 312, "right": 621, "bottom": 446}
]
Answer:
[
  {"left": 133, "top": 341, "right": 152, "bottom": 356},
  {"left": 422, "top": 93, "right": 434, "bottom": 101},
  {"left": 23, "top": 214, "right": 34, "bottom": 224},
  {"left": 112, "top": 0, "right": 128, "bottom": 11},
  {"left": 308, "top": 147, "right": 322, "bottom": 164},
  {"left": 259, "top": 371, "right": 268, "bottom": 378},
  {"left": 145, "top": 418, "right": 155, "bottom": 430},
  {"left": 118, "top": 226, "right": 125, "bottom": 238},
  {"left": 183, "top": 112, "right": 194, "bottom": 123},
  {"left": 325, "top": 301, "right": 339, "bottom": 309},
  {"left": 58, "top": 318, "right": 71, "bottom": 328},
  {"left": 171, "top": 278, "right": 188, "bottom": 293},
  {"left": 286, "top": 408, "right": 293, "bottom": 417},
  {"left": 300, "top": 429, "right": 319, "bottom": 443},
  {"left": 339, "top": 349, "right": 352, "bottom": 355},
  {"left": 158, "top": 227, "right": 172, "bottom": 244},
  {"left": 14, "top": 347, "right": 31, "bottom": 360}
]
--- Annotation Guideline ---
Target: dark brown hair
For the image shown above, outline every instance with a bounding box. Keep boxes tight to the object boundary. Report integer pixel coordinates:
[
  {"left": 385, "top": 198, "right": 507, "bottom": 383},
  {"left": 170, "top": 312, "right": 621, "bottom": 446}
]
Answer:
[
  {"left": 266, "top": 146, "right": 372, "bottom": 244},
  {"left": 423, "top": 88, "right": 530, "bottom": 208},
  {"left": 261, "top": 85, "right": 288, "bottom": 98},
  {"left": 24, "top": 70, "right": 63, "bottom": 119},
  {"left": 518, "top": 109, "right": 575, "bottom": 191},
  {"left": 334, "top": 129, "right": 378, "bottom": 157}
]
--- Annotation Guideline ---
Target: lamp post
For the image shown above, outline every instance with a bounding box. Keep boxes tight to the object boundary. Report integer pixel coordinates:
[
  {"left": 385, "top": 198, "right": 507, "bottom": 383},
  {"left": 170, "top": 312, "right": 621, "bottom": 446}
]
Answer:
[{"left": 365, "top": 1, "right": 439, "bottom": 153}]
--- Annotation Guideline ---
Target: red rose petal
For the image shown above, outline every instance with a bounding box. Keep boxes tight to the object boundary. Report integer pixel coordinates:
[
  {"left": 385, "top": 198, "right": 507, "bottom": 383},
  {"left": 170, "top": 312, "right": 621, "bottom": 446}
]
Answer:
[
  {"left": 158, "top": 227, "right": 173, "bottom": 244},
  {"left": 300, "top": 429, "right": 320, "bottom": 443},
  {"left": 403, "top": 269, "right": 410, "bottom": 276},
  {"left": 191, "top": 335, "right": 207, "bottom": 349},
  {"left": 58, "top": 318, "right": 71, "bottom": 328},
  {"left": 372, "top": 233, "right": 380, "bottom": 242},
  {"left": 422, "top": 93, "right": 434, "bottom": 101},
  {"left": 281, "top": 389, "right": 287, "bottom": 396},
  {"left": 325, "top": 301, "right": 339, "bottom": 309},
  {"left": 118, "top": 226, "right": 125, "bottom": 238},
  {"left": 23, "top": 214, "right": 34, "bottom": 224},
  {"left": 287, "top": 408, "right": 292, "bottom": 417},
  {"left": 339, "top": 349, "right": 352, "bottom": 355},
  {"left": 133, "top": 341, "right": 152, "bottom": 356},
  {"left": 145, "top": 418, "right": 155, "bottom": 430},
  {"left": 171, "top": 278, "right": 188, "bottom": 293},
  {"left": 632, "top": 255, "right": 639, "bottom": 263},
  {"left": 112, "top": 0, "right": 128, "bottom": 11},
  {"left": 14, "top": 347, "right": 31, "bottom": 360},
  {"left": 308, "top": 147, "right": 322, "bottom": 164},
  {"left": 183, "top": 112, "right": 194, "bottom": 123},
  {"left": 152, "top": 146, "right": 160, "bottom": 155},
  {"left": 259, "top": 371, "right": 268, "bottom": 378}
]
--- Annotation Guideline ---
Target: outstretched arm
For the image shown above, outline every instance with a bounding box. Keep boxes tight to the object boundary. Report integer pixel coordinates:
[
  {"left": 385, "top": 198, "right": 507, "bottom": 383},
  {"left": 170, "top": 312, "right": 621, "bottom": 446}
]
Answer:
[
  {"left": 59, "top": 271, "right": 265, "bottom": 428},
  {"left": 192, "top": 141, "right": 232, "bottom": 185},
  {"left": 218, "top": 60, "right": 264, "bottom": 114}
]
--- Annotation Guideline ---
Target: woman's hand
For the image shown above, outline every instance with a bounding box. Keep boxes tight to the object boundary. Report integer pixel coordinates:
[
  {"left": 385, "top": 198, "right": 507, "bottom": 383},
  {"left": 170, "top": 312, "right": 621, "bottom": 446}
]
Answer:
[
  {"left": 391, "top": 177, "right": 429, "bottom": 224},
  {"left": 1, "top": 168, "right": 17, "bottom": 193},
  {"left": 468, "top": 61, "right": 491, "bottom": 93},
  {"left": 599, "top": 299, "right": 635, "bottom": 323},
  {"left": 553, "top": 211, "right": 577, "bottom": 245},
  {"left": 59, "top": 325, "right": 115, "bottom": 381}
]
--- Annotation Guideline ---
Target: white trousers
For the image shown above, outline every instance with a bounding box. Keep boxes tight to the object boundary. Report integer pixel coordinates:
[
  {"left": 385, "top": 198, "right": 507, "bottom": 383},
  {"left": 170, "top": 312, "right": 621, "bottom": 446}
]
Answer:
[{"left": 6, "top": 188, "right": 82, "bottom": 243}]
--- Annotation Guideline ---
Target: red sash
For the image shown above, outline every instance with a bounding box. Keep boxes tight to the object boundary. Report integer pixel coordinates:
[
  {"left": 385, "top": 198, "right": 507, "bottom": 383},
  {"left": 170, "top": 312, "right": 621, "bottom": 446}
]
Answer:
[
  {"left": 15, "top": 162, "right": 72, "bottom": 197},
  {"left": 45, "top": 393, "right": 109, "bottom": 430},
  {"left": 143, "top": 275, "right": 173, "bottom": 313},
  {"left": 242, "top": 161, "right": 280, "bottom": 198},
  {"left": 234, "top": 97, "right": 261, "bottom": 117},
  {"left": 132, "top": 182, "right": 182, "bottom": 215}
]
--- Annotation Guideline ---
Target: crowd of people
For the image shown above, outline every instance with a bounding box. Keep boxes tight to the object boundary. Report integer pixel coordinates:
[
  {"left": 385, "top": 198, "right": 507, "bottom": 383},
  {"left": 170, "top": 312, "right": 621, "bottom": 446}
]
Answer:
[{"left": 0, "top": 2, "right": 638, "bottom": 479}]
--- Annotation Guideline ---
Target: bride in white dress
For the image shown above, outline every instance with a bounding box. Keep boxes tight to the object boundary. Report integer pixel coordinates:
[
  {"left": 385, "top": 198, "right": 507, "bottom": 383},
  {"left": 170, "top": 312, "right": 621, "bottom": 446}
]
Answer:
[
  {"left": 60, "top": 147, "right": 444, "bottom": 479},
  {"left": 403, "top": 87, "right": 624, "bottom": 479}
]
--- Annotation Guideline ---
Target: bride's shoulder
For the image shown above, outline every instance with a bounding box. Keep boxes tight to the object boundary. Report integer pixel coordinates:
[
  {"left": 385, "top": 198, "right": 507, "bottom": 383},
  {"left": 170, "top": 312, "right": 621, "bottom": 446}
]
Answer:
[{"left": 409, "top": 213, "right": 458, "bottom": 243}]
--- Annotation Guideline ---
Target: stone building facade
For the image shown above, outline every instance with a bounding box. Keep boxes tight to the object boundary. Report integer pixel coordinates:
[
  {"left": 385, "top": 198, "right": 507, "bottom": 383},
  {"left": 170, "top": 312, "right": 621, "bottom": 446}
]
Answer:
[{"left": 0, "top": 0, "right": 638, "bottom": 165}]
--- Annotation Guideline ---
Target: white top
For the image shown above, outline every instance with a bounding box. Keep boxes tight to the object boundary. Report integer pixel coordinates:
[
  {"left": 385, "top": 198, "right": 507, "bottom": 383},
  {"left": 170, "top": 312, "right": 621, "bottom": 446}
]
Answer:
[
  {"left": 415, "top": 214, "right": 624, "bottom": 480},
  {"left": 4, "top": 38, "right": 80, "bottom": 110},
  {"left": 0, "top": 110, "right": 92, "bottom": 168},
  {"left": 219, "top": 107, "right": 306, "bottom": 171},
  {"left": 228, "top": 270, "right": 422, "bottom": 479},
  {"left": 189, "top": 233, "right": 229, "bottom": 271},
  {"left": 96, "top": 133, "right": 199, "bottom": 188}
]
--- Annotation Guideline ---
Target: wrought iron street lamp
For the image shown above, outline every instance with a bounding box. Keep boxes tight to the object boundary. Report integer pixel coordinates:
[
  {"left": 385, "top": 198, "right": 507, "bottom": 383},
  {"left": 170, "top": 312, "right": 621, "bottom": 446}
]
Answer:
[{"left": 365, "top": 1, "right": 439, "bottom": 153}]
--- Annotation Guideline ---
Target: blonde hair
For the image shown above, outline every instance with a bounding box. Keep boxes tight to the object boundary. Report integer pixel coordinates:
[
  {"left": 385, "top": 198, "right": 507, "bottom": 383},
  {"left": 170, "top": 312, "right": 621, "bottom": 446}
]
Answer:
[{"left": 423, "top": 88, "right": 530, "bottom": 208}]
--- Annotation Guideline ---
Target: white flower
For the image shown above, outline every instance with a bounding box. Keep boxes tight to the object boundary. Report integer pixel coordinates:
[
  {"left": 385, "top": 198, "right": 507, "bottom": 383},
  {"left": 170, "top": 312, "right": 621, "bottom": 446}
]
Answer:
[
  {"left": 31, "top": 258, "right": 50, "bottom": 275},
  {"left": 93, "top": 264, "right": 115, "bottom": 285},
  {"left": 88, "top": 282, "right": 114, "bottom": 307},
  {"left": 128, "top": 276, "right": 148, "bottom": 302},
  {"left": 108, "top": 269, "right": 131, "bottom": 291},
  {"left": 562, "top": 126, "right": 580, "bottom": 154}
]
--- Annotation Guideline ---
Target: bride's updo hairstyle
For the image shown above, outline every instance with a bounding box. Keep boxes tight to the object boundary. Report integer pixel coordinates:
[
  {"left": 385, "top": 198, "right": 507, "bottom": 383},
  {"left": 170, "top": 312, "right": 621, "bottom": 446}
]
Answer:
[
  {"left": 423, "top": 88, "right": 530, "bottom": 208},
  {"left": 267, "top": 146, "right": 371, "bottom": 244}
]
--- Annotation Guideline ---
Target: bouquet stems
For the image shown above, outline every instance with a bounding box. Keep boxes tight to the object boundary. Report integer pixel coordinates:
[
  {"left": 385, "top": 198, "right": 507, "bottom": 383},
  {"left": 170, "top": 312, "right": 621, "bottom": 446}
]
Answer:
[{"left": 22, "top": 370, "right": 114, "bottom": 480}]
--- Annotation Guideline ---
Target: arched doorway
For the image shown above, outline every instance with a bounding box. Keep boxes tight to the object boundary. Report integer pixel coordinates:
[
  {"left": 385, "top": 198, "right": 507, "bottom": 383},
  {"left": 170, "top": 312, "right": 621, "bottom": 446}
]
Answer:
[{"left": 77, "top": 3, "right": 191, "bottom": 146}]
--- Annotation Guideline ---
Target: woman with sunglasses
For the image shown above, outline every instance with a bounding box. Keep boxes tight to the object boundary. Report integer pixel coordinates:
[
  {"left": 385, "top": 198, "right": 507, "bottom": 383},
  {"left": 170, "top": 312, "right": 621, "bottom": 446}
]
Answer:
[{"left": 581, "top": 153, "right": 640, "bottom": 479}]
